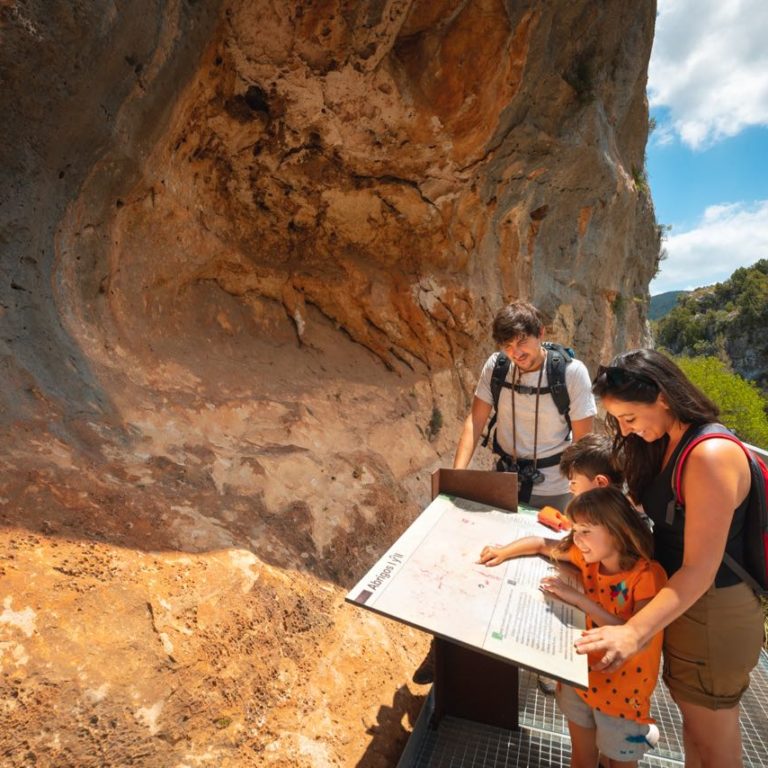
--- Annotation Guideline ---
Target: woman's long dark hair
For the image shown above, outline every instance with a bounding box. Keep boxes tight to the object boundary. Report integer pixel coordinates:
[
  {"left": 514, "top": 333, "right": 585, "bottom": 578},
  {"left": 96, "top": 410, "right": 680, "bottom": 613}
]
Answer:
[{"left": 591, "top": 349, "right": 719, "bottom": 500}]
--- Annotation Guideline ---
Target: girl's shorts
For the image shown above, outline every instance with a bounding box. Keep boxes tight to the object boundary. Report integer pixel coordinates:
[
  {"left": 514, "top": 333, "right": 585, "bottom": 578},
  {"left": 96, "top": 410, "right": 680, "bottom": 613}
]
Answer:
[
  {"left": 556, "top": 684, "right": 659, "bottom": 762},
  {"left": 663, "top": 582, "right": 763, "bottom": 709}
]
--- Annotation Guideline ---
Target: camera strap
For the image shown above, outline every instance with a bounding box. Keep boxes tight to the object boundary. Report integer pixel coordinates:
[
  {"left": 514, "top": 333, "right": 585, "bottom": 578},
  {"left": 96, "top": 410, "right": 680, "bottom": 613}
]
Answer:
[{"left": 511, "top": 352, "right": 546, "bottom": 502}]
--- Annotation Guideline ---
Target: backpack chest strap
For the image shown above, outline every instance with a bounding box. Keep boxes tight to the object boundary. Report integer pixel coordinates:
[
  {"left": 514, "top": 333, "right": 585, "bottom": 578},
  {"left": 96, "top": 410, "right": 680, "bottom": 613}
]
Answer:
[{"left": 500, "top": 381, "right": 553, "bottom": 396}]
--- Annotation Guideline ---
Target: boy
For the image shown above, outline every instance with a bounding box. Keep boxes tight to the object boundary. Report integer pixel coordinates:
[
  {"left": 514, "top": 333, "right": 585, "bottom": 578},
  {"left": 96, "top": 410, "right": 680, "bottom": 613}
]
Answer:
[{"left": 559, "top": 433, "right": 623, "bottom": 496}]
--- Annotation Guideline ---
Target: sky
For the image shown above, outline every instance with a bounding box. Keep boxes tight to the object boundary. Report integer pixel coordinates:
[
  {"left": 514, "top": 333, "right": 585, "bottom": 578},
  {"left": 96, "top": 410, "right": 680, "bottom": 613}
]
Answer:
[{"left": 646, "top": 0, "right": 768, "bottom": 295}]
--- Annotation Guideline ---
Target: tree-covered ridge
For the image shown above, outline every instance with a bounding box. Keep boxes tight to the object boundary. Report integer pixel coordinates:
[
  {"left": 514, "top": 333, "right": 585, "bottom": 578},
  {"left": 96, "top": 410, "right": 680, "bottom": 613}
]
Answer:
[
  {"left": 648, "top": 290, "right": 687, "bottom": 321},
  {"left": 672, "top": 355, "right": 768, "bottom": 448},
  {"left": 655, "top": 259, "right": 768, "bottom": 390}
]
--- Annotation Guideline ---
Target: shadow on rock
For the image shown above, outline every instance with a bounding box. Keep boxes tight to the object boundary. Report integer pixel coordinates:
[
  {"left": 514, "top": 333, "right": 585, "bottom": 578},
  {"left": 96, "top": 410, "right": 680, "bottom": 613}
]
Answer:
[{"left": 356, "top": 684, "right": 427, "bottom": 768}]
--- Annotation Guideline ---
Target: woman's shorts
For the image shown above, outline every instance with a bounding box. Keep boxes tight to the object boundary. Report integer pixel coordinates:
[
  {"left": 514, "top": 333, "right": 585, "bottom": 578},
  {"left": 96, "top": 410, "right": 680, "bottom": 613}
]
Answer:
[
  {"left": 556, "top": 684, "right": 659, "bottom": 762},
  {"left": 663, "top": 582, "right": 764, "bottom": 709}
]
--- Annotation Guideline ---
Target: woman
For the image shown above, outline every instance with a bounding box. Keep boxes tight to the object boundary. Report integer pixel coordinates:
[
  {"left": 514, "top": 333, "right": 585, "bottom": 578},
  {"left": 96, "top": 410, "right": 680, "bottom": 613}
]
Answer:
[{"left": 579, "top": 349, "right": 763, "bottom": 768}]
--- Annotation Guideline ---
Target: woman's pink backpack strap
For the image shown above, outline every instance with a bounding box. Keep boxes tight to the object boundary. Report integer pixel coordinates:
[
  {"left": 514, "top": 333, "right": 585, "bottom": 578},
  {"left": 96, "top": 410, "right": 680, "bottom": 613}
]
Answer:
[{"left": 667, "top": 423, "right": 768, "bottom": 596}]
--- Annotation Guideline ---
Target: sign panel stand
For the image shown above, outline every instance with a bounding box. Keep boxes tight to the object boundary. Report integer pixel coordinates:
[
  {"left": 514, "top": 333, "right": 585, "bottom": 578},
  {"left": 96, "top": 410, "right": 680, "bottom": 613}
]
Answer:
[
  {"left": 347, "top": 469, "right": 588, "bottom": 734},
  {"left": 433, "top": 632, "right": 520, "bottom": 729},
  {"left": 431, "top": 469, "right": 520, "bottom": 730}
]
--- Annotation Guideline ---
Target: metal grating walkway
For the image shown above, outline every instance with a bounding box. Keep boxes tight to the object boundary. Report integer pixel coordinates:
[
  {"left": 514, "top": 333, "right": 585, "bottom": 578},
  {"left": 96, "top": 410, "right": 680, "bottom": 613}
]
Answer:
[{"left": 401, "top": 649, "right": 768, "bottom": 767}]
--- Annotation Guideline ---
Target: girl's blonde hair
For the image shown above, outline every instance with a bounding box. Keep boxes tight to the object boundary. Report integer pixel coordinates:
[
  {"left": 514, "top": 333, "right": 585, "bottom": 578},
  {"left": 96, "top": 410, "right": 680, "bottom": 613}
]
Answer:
[{"left": 554, "top": 486, "right": 653, "bottom": 571}]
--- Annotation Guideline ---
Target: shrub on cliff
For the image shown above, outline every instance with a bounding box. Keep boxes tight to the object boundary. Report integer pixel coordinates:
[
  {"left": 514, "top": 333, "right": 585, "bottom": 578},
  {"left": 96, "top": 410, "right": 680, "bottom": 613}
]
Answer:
[{"left": 672, "top": 354, "right": 768, "bottom": 449}]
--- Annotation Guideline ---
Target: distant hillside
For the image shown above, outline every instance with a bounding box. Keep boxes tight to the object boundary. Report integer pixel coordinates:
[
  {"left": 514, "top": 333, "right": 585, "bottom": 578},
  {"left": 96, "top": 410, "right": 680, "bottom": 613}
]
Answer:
[
  {"left": 654, "top": 259, "right": 768, "bottom": 390},
  {"left": 649, "top": 290, "right": 687, "bottom": 320}
]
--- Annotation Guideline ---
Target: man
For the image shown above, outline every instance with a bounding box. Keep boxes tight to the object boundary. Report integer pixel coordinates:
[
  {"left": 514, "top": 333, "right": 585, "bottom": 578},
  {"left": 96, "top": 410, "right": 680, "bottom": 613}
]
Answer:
[
  {"left": 413, "top": 301, "right": 596, "bottom": 686},
  {"left": 454, "top": 301, "right": 596, "bottom": 509}
]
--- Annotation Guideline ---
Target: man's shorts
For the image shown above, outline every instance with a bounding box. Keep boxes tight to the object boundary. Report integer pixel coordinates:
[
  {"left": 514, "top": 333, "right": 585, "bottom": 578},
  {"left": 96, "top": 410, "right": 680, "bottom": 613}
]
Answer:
[
  {"left": 556, "top": 684, "right": 659, "bottom": 762},
  {"left": 663, "top": 582, "right": 763, "bottom": 709}
]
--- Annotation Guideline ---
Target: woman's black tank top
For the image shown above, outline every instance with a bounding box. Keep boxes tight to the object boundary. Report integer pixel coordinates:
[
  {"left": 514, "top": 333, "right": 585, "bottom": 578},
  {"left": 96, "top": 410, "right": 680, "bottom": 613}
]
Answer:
[{"left": 640, "top": 424, "right": 749, "bottom": 587}]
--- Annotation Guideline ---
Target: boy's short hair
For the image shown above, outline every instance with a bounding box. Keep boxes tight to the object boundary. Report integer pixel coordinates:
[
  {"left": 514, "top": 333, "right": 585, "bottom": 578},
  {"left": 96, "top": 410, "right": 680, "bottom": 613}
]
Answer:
[
  {"left": 560, "top": 433, "right": 623, "bottom": 485},
  {"left": 492, "top": 301, "right": 545, "bottom": 345}
]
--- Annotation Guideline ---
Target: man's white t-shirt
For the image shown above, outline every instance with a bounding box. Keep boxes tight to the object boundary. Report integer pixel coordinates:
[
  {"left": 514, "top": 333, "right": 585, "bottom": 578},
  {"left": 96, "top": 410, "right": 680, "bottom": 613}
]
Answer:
[{"left": 474, "top": 350, "right": 597, "bottom": 496}]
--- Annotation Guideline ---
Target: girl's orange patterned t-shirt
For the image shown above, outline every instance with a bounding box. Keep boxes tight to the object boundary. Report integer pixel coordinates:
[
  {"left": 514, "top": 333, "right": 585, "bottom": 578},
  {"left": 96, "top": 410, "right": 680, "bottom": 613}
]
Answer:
[{"left": 567, "top": 545, "right": 667, "bottom": 723}]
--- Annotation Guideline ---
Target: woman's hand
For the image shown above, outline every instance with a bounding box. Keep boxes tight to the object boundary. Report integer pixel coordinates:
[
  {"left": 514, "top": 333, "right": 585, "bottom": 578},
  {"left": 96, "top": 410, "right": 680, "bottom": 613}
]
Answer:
[
  {"left": 574, "top": 624, "right": 643, "bottom": 672},
  {"left": 539, "top": 576, "right": 582, "bottom": 607},
  {"left": 477, "top": 545, "right": 508, "bottom": 566}
]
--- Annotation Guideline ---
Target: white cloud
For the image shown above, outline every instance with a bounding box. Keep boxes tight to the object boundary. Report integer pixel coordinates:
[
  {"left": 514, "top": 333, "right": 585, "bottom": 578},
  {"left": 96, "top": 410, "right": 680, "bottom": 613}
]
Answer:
[
  {"left": 650, "top": 200, "right": 768, "bottom": 293},
  {"left": 649, "top": 0, "right": 768, "bottom": 149}
]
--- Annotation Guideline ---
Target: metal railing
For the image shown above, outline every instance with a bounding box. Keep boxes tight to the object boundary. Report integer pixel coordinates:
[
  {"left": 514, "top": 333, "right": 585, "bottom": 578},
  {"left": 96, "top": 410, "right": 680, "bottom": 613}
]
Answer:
[{"left": 745, "top": 441, "right": 768, "bottom": 462}]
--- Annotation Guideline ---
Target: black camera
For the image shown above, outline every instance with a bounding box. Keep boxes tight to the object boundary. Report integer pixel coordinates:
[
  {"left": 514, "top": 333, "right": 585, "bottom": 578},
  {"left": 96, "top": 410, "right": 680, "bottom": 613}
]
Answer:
[
  {"left": 496, "top": 456, "right": 545, "bottom": 486},
  {"left": 518, "top": 463, "right": 545, "bottom": 485}
]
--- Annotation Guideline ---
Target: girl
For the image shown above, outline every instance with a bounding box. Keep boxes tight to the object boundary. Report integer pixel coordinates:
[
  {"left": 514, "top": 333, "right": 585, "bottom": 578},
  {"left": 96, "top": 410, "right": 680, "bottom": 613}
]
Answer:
[{"left": 478, "top": 486, "right": 667, "bottom": 768}]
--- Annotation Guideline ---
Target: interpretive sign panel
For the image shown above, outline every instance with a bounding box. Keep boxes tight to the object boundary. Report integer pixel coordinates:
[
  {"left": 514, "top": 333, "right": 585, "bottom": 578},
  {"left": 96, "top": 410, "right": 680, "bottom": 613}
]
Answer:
[{"left": 346, "top": 493, "right": 589, "bottom": 688}]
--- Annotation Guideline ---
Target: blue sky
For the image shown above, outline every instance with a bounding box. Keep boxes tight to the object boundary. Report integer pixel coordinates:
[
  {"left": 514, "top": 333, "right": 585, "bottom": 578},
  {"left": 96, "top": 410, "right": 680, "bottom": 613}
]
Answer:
[{"left": 646, "top": 0, "right": 768, "bottom": 295}]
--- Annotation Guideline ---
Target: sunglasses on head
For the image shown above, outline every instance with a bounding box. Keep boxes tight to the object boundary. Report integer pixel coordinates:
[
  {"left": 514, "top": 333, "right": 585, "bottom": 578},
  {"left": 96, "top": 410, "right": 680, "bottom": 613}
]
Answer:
[{"left": 594, "top": 365, "right": 658, "bottom": 390}]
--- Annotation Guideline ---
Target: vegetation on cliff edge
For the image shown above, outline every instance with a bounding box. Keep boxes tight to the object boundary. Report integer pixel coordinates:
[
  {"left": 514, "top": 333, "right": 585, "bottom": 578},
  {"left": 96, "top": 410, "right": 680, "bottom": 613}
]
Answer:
[
  {"left": 655, "top": 260, "right": 768, "bottom": 394},
  {"left": 670, "top": 355, "right": 768, "bottom": 448}
]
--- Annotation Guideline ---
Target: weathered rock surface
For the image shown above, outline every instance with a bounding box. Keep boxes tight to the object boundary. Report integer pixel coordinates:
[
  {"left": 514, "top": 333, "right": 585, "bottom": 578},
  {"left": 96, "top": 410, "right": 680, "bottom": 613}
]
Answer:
[{"left": 0, "top": 0, "right": 658, "bottom": 765}]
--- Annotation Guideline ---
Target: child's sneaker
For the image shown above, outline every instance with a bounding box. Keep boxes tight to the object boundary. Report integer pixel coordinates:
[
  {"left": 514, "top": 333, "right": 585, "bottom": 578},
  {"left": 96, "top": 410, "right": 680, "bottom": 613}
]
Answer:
[
  {"left": 537, "top": 675, "right": 557, "bottom": 695},
  {"left": 644, "top": 723, "right": 660, "bottom": 749}
]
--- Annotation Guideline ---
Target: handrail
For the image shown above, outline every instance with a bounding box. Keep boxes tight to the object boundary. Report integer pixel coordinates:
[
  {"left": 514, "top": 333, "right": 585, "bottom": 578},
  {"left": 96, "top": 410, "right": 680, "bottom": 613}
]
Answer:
[{"left": 744, "top": 442, "right": 768, "bottom": 462}]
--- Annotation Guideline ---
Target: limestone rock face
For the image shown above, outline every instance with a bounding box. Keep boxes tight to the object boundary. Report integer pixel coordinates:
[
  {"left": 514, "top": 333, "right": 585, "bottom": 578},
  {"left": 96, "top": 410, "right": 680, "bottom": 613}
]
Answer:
[{"left": 0, "top": 1, "right": 658, "bottom": 765}]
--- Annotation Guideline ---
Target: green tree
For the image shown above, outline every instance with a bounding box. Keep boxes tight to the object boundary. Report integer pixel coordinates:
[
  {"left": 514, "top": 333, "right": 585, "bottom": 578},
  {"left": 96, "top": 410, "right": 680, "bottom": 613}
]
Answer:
[
  {"left": 737, "top": 270, "right": 768, "bottom": 322},
  {"left": 673, "top": 355, "right": 768, "bottom": 447}
]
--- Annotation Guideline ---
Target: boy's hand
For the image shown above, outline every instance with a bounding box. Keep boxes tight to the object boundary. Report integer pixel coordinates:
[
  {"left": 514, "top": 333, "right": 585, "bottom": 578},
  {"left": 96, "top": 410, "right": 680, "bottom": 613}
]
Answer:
[
  {"left": 539, "top": 575, "right": 582, "bottom": 607},
  {"left": 537, "top": 506, "right": 571, "bottom": 532},
  {"left": 477, "top": 545, "right": 508, "bottom": 566}
]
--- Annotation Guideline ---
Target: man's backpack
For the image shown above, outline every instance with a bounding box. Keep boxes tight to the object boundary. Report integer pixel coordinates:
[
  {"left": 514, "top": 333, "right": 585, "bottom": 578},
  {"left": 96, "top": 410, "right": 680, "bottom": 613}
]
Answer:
[
  {"left": 481, "top": 341, "right": 575, "bottom": 449},
  {"left": 668, "top": 423, "right": 768, "bottom": 596}
]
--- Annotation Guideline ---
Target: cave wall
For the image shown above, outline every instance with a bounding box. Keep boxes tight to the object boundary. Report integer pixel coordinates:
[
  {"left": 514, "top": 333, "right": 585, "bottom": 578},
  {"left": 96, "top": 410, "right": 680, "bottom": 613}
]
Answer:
[{"left": 0, "top": 1, "right": 658, "bottom": 765}]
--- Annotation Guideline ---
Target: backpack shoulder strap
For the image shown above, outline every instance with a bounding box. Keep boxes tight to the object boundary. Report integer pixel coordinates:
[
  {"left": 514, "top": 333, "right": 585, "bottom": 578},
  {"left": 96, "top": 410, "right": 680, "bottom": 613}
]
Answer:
[
  {"left": 669, "top": 424, "right": 768, "bottom": 596},
  {"left": 481, "top": 353, "right": 511, "bottom": 448},
  {"left": 670, "top": 424, "right": 745, "bottom": 508},
  {"left": 490, "top": 352, "right": 511, "bottom": 410},
  {"left": 542, "top": 342, "right": 573, "bottom": 431}
]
